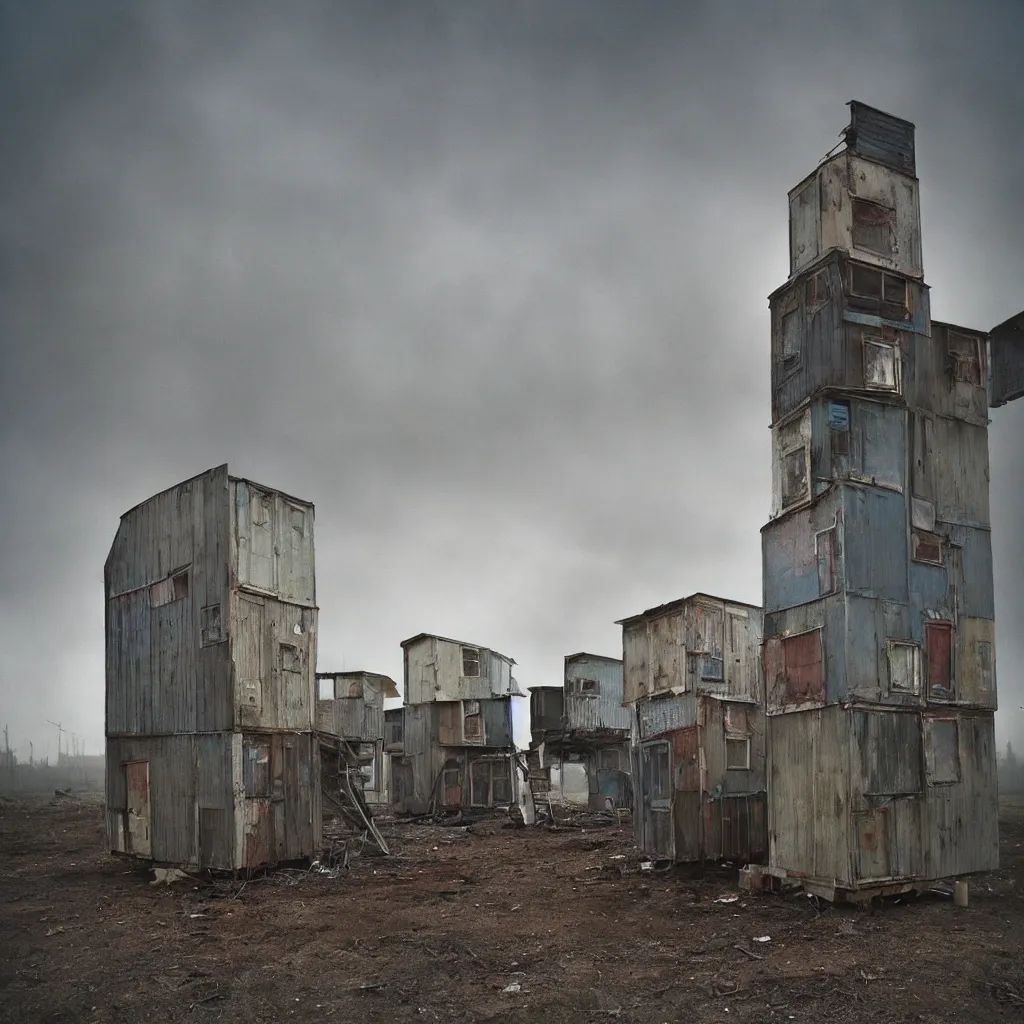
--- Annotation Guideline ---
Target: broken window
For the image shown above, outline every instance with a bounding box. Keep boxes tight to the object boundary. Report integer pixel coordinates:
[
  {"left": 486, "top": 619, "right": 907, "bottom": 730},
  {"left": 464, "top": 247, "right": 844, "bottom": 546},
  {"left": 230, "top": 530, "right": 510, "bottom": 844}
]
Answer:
[
  {"left": 317, "top": 677, "right": 334, "bottom": 701},
  {"left": 948, "top": 331, "right": 983, "bottom": 386},
  {"left": 150, "top": 569, "right": 189, "bottom": 608},
  {"left": 384, "top": 711, "right": 404, "bottom": 749},
  {"left": 781, "top": 629, "right": 824, "bottom": 704},
  {"left": 887, "top": 641, "right": 921, "bottom": 694},
  {"left": 924, "top": 718, "right": 960, "bottom": 784},
  {"left": 816, "top": 527, "right": 837, "bottom": 596},
  {"left": 781, "top": 309, "right": 801, "bottom": 364},
  {"left": 827, "top": 400, "right": 851, "bottom": 458},
  {"left": 579, "top": 678, "right": 599, "bottom": 695},
  {"left": 463, "top": 700, "right": 483, "bottom": 743},
  {"left": 470, "top": 760, "right": 510, "bottom": 807},
  {"left": 200, "top": 603, "right": 223, "bottom": 646},
  {"left": 864, "top": 337, "right": 900, "bottom": 392},
  {"left": 805, "top": 268, "right": 830, "bottom": 314},
  {"left": 912, "top": 531, "right": 944, "bottom": 566},
  {"left": 701, "top": 656, "right": 725, "bottom": 682},
  {"left": 461, "top": 647, "right": 480, "bottom": 678},
  {"left": 244, "top": 741, "right": 271, "bottom": 798},
  {"left": 851, "top": 198, "right": 895, "bottom": 257},
  {"left": 925, "top": 622, "right": 954, "bottom": 700},
  {"left": 725, "top": 737, "right": 751, "bottom": 771}
]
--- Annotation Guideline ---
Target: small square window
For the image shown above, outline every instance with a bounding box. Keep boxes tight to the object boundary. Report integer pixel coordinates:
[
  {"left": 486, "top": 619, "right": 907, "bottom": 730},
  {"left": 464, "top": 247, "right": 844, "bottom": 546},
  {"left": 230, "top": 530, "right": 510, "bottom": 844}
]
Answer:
[
  {"left": 864, "top": 337, "right": 900, "bottom": 392},
  {"left": 461, "top": 647, "right": 480, "bottom": 678},
  {"left": 887, "top": 641, "right": 920, "bottom": 694},
  {"left": 701, "top": 656, "right": 725, "bottom": 682},
  {"left": 850, "top": 264, "right": 884, "bottom": 300},
  {"left": 725, "top": 737, "right": 751, "bottom": 771},
  {"left": 580, "top": 679, "right": 599, "bottom": 694}
]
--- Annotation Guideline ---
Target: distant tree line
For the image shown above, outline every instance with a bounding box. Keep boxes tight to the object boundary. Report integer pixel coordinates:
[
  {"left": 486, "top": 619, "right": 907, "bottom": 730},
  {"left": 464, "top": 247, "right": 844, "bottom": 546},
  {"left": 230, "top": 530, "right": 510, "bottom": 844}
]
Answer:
[{"left": 999, "top": 743, "right": 1024, "bottom": 794}]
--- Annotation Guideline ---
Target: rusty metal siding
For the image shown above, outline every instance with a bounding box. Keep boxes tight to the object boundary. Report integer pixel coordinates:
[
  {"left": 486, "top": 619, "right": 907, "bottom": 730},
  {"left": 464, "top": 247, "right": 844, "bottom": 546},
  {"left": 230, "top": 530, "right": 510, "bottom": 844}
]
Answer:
[
  {"left": 989, "top": 310, "right": 1024, "bottom": 407},
  {"left": 637, "top": 694, "right": 696, "bottom": 740},
  {"left": 844, "top": 102, "right": 916, "bottom": 176},
  {"left": 564, "top": 655, "right": 630, "bottom": 732}
]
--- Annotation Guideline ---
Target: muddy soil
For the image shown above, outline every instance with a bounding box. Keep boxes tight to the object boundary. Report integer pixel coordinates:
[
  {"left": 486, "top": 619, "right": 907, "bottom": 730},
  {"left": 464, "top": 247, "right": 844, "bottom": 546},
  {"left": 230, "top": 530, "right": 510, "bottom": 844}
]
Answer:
[{"left": 2, "top": 795, "right": 1023, "bottom": 1023}]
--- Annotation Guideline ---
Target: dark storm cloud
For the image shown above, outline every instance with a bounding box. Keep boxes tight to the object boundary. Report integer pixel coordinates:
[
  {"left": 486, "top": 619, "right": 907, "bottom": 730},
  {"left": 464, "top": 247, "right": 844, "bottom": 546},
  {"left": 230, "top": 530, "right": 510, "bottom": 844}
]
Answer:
[{"left": 1, "top": 0, "right": 1022, "bottom": 753}]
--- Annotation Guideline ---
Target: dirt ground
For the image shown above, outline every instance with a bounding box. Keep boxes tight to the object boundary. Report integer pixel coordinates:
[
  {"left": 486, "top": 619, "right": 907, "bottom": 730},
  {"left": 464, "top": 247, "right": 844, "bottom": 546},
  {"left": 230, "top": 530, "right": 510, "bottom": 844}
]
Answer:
[{"left": 2, "top": 796, "right": 1024, "bottom": 1023}]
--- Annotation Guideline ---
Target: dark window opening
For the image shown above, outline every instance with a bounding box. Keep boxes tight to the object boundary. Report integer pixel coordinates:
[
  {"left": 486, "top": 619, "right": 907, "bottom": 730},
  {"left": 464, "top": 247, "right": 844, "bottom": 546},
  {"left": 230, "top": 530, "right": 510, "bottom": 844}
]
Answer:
[
  {"left": 829, "top": 401, "right": 851, "bottom": 459},
  {"left": 725, "top": 737, "right": 750, "bottom": 770},
  {"left": 852, "top": 198, "right": 895, "bottom": 256},
  {"left": 579, "top": 678, "right": 599, "bottom": 695},
  {"left": 847, "top": 264, "right": 909, "bottom": 321},
  {"left": 701, "top": 656, "right": 725, "bottom": 681},
  {"left": 864, "top": 337, "right": 900, "bottom": 391},
  {"left": 200, "top": 603, "right": 223, "bottom": 646},
  {"left": 461, "top": 647, "right": 480, "bottom": 677},
  {"left": 781, "top": 630, "right": 824, "bottom": 704},
  {"left": 925, "top": 718, "right": 960, "bottom": 784},
  {"left": 781, "top": 448, "right": 809, "bottom": 508},
  {"left": 805, "top": 269, "right": 831, "bottom": 312}
]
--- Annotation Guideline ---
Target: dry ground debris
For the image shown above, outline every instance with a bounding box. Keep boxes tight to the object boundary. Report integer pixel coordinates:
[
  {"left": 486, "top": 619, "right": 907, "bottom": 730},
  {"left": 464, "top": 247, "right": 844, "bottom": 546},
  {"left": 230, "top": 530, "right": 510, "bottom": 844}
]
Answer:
[{"left": 1, "top": 794, "right": 1023, "bottom": 1022}]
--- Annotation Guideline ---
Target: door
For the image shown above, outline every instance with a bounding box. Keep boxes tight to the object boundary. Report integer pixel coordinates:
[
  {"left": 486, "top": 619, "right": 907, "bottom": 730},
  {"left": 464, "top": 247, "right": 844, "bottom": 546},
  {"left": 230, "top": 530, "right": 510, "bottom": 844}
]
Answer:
[
  {"left": 641, "top": 741, "right": 673, "bottom": 859},
  {"left": 124, "top": 761, "right": 151, "bottom": 858},
  {"left": 672, "top": 727, "right": 702, "bottom": 861}
]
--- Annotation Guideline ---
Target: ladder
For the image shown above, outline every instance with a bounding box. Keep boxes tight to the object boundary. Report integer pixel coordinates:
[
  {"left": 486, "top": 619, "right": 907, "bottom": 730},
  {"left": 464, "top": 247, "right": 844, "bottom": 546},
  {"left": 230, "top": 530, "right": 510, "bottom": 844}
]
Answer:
[{"left": 525, "top": 749, "right": 555, "bottom": 825}]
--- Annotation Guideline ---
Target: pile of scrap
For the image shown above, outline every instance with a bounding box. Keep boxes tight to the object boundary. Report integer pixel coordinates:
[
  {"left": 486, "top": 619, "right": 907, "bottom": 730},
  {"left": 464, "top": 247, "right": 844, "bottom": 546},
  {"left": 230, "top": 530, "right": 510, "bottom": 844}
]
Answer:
[{"left": 320, "top": 737, "right": 390, "bottom": 860}]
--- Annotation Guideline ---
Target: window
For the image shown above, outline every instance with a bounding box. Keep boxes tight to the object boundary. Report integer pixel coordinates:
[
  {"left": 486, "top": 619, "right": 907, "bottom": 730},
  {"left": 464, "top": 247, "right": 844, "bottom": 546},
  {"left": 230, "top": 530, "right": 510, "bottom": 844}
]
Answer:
[
  {"left": 701, "top": 656, "right": 725, "bottom": 681},
  {"left": 150, "top": 569, "right": 189, "bottom": 608},
  {"left": 828, "top": 401, "right": 851, "bottom": 457},
  {"left": 847, "top": 264, "right": 908, "bottom": 320},
  {"left": 781, "top": 629, "right": 824, "bottom": 704},
  {"left": 816, "top": 527, "right": 837, "bottom": 595},
  {"left": 461, "top": 647, "right": 480, "bottom": 677},
  {"left": 244, "top": 741, "right": 271, "bottom": 798},
  {"left": 317, "top": 677, "right": 334, "bottom": 701},
  {"left": 384, "top": 711, "right": 404, "bottom": 749},
  {"left": 781, "top": 448, "right": 809, "bottom": 508},
  {"left": 781, "top": 309, "right": 801, "bottom": 364},
  {"left": 887, "top": 641, "right": 921, "bottom": 694},
  {"left": 805, "top": 268, "right": 830, "bottom": 313},
  {"left": 776, "top": 411, "right": 811, "bottom": 513},
  {"left": 280, "top": 644, "right": 301, "bottom": 674},
  {"left": 200, "top": 603, "right": 223, "bottom": 646},
  {"left": 912, "top": 531, "right": 943, "bottom": 566},
  {"left": 643, "top": 743, "right": 671, "bottom": 802},
  {"left": 925, "top": 622, "right": 954, "bottom": 700},
  {"left": 977, "top": 641, "right": 993, "bottom": 693},
  {"left": 864, "top": 337, "right": 900, "bottom": 392},
  {"left": 463, "top": 700, "right": 483, "bottom": 743},
  {"left": 345, "top": 678, "right": 364, "bottom": 699},
  {"left": 948, "top": 331, "right": 983, "bottom": 386},
  {"left": 924, "top": 718, "right": 960, "bottom": 784},
  {"left": 852, "top": 198, "right": 895, "bottom": 257},
  {"left": 580, "top": 679, "right": 599, "bottom": 695},
  {"left": 725, "top": 737, "right": 751, "bottom": 771},
  {"left": 470, "top": 760, "right": 511, "bottom": 807}
]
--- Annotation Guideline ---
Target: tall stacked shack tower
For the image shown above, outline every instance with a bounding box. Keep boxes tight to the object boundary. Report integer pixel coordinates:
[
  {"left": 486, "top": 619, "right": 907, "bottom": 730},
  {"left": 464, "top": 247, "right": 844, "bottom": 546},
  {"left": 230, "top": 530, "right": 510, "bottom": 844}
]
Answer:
[{"left": 762, "top": 102, "right": 1024, "bottom": 900}]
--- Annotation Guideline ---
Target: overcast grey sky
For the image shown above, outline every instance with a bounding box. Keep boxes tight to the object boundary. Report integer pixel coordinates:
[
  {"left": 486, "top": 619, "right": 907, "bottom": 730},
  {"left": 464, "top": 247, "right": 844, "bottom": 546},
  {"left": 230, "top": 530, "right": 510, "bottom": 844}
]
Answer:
[{"left": 1, "top": 0, "right": 1021, "bottom": 757}]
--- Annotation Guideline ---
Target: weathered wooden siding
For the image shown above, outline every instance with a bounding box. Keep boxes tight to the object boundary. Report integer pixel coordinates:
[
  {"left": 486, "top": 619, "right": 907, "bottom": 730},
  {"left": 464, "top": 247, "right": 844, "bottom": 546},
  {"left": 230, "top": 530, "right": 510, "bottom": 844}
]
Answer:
[
  {"left": 403, "top": 636, "right": 516, "bottom": 704},
  {"left": 105, "top": 465, "right": 232, "bottom": 736}
]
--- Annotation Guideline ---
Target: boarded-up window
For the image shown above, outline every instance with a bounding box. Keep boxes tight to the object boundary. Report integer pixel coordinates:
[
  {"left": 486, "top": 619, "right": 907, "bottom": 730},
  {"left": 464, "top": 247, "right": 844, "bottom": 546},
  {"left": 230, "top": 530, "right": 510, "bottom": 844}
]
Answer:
[
  {"left": 948, "top": 331, "right": 983, "bottom": 386},
  {"left": 852, "top": 198, "right": 894, "bottom": 256},
  {"left": 977, "top": 641, "right": 993, "bottom": 693},
  {"left": 829, "top": 401, "right": 851, "bottom": 457},
  {"left": 864, "top": 337, "right": 900, "bottom": 392},
  {"left": 805, "top": 268, "right": 830, "bottom": 313},
  {"left": 781, "top": 309, "right": 801, "bottom": 363},
  {"left": 912, "top": 531, "right": 943, "bottom": 565},
  {"left": 816, "top": 528, "right": 837, "bottom": 595},
  {"left": 887, "top": 641, "right": 920, "bottom": 694},
  {"left": 244, "top": 741, "right": 271, "bottom": 798},
  {"left": 725, "top": 737, "right": 750, "bottom": 770},
  {"left": 924, "top": 718, "right": 960, "bottom": 784},
  {"left": 461, "top": 647, "right": 480, "bottom": 677},
  {"left": 925, "top": 622, "right": 954, "bottom": 700},
  {"left": 280, "top": 643, "right": 301, "bottom": 674},
  {"left": 200, "top": 603, "right": 223, "bottom": 646},
  {"left": 781, "top": 630, "right": 823, "bottom": 704},
  {"left": 438, "top": 703, "right": 462, "bottom": 746}
]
